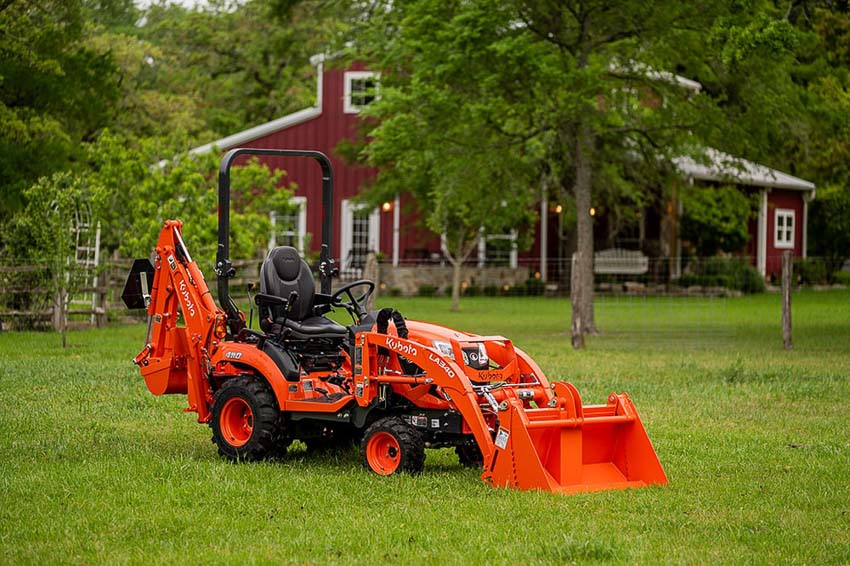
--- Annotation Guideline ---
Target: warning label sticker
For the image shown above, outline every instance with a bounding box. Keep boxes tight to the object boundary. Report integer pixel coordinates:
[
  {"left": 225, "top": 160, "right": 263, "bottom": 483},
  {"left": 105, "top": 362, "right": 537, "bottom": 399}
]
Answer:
[{"left": 495, "top": 428, "right": 510, "bottom": 449}]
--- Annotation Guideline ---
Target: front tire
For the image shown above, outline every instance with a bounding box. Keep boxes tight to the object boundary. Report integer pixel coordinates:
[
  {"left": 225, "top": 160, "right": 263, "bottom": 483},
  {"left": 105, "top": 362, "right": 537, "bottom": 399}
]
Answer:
[
  {"left": 211, "top": 376, "right": 281, "bottom": 461},
  {"left": 361, "top": 416, "right": 425, "bottom": 476}
]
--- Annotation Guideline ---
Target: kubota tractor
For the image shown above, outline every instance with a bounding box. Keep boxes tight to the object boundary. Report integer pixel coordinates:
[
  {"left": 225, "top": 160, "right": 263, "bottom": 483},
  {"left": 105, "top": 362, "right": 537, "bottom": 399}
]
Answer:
[{"left": 123, "top": 148, "right": 667, "bottom": 494}]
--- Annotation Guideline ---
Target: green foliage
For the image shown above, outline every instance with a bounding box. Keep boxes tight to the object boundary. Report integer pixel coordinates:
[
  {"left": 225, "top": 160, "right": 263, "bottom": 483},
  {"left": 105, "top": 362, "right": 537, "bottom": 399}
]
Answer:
[
  {"left": 2, "top": 171, "right": 109, "bottom": 332},
  {"left": 5, "top": 131, "right": 296, "bottom": 275},
  {"left": 809, "top": 184, "right": 850, "bottom": 278},
  {"left": 417, "top": 284, "right": 438, "bottom": 297},
  {"left": 523, "top": 276, "right": 545, "bottom": 296},
  {"left": 137, "top": 0, "right": 342, "bottom": 136},
  {"left": 0, "top": 0, "right": 120, "bottom": 215},
  {"left": 794, "top": 257, "right": 828, "bottom": 286},
  {"left": 678, "top": 257, "right": 765, "bottom": 294},
  {"left": 89, "top": 132, "right": 296, "bottom": 263},
  {"left": 680, "top": 185, "right": 757, "bottom": 256}
]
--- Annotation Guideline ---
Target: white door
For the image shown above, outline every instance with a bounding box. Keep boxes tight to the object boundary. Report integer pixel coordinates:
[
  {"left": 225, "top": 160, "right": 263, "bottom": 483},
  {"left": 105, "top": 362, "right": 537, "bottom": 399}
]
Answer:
[{"left": 340, "top": 199, "right": 379, "bottom": 276}]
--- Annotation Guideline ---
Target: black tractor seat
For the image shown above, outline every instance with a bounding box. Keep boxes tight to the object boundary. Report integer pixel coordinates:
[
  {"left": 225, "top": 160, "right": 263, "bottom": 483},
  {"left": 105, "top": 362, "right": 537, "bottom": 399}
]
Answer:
[
  {"left": 258, "top": 246, "right": 347, "bottom": 339},
  {"left": 275, "top": 315, "right": 347, "bottom": 339}
]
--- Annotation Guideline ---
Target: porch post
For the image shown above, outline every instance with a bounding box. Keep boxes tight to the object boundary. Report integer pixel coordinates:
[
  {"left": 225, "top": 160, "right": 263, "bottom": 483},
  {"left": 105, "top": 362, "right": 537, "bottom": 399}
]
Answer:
[
  {"left": 802, "top": 193, "right": 811, "bottom": 259},
  {"left": 540, "top": 189, "right": 548, "bottom": 282},
  {"left": 757, "top": 189, "right": 767, "bottom": 276},
  {"left": 392, "top": 195, "right": 400, "bottom": 267}
]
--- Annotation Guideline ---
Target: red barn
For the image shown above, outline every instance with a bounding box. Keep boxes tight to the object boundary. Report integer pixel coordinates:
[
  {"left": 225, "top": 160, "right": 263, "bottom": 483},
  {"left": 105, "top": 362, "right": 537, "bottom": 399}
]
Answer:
[{"left": 190, "top": 56, "right": 815, "bottom": 284}]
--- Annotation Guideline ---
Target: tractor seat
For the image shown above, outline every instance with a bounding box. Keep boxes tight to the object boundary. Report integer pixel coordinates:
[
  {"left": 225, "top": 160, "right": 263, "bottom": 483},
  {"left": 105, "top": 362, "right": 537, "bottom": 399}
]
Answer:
[
  {"left": 259, "top": 246, "right": 347, "bottom": 338},
  {"left": 280, "top": 315, "right": 346, "bottom": 338}
]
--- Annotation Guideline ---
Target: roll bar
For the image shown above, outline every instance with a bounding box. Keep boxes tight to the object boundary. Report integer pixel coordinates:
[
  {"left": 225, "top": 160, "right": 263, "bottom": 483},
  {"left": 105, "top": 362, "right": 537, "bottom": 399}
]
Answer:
[{"left": 215, "top": 148, "right": 335, "bottom": 333}]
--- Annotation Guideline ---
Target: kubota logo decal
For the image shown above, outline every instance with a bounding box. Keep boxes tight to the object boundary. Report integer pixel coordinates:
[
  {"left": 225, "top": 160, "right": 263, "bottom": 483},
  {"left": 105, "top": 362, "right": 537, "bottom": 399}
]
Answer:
[
  {"left": 428, "top": 353, "right": 455, "bottom": 379},
  {"left": 224, "top": 351, "right": 242, "bottom": 360},
  {"left": 386, "top": 337, "right": 417, "bottom": 356},
  {"left": 178, "top": 280, "right": 196, "bottom": 317}
]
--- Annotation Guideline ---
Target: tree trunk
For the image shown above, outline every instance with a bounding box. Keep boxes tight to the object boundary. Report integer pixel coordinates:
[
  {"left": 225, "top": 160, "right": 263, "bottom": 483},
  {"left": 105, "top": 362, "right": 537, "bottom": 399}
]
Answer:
[
  {"left": 571, "top": 120, "right": 597, "bottom": 345},
  {"left": 450, "top": 258, "right": 462, "bottom": 312}
]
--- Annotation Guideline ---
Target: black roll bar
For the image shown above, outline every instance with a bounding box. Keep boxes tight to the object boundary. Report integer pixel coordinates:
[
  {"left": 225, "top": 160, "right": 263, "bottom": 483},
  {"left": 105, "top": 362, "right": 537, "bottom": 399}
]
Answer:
[{"left": 215, "top": 148, "right": 335, "bottom": 333}]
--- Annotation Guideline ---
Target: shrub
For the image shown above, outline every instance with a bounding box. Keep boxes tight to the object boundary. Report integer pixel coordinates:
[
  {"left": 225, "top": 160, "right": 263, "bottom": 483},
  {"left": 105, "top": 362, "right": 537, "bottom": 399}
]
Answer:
[
  {"left": 388, "top": 287, "right": 402, "bottom": 297},
  {"left": 794, "top": 258, "right": 828, "bottom": 285},
  {"left": 524, "top": 277, "right": 545, "bottom": 296},
  {"left": 834, "top": 271, "right": 850, "bottom": 285},
  {"left": 482, "top": 285, "right": 500, "bottom": 296},
  {"left": 678, "top": 258, "right": 765, "bottom": 294},
  {"left": 462, "top": 284, "right": 480, "bottom": 297},
  {"left": 417, "top": 284, "right": 438, "bottom": 297}
]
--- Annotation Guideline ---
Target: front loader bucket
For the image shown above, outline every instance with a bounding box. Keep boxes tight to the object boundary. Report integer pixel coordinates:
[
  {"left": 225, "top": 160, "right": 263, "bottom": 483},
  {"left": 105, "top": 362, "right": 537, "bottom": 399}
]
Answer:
[{"left": 484, "top": 383, "right": 667, "bottom": 494}]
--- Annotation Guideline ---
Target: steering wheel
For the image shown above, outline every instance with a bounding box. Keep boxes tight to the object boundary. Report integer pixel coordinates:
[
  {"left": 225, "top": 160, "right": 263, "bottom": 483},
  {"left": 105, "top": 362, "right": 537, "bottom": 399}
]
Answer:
[{"left": 330, "top": 279, "right": 375, "bottom": 320}]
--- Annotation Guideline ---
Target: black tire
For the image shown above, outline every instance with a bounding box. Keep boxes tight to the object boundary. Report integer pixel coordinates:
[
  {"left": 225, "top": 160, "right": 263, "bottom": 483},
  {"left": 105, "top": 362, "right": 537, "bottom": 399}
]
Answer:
[
  {"left": 455, "top": 444, "right": 484, "bottom": 468},
  {"left": 360, "top": 416, "right": 425, "bottom": 476},
  {"left": 211, "top": 376, "right": 281, "bottom": 462}
]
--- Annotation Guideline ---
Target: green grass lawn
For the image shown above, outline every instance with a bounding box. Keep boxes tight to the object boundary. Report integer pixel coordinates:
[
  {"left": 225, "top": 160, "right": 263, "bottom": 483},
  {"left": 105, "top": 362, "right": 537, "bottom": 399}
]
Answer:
[{"left": 1, "top": 291, "right": 848, "bottom": 564}]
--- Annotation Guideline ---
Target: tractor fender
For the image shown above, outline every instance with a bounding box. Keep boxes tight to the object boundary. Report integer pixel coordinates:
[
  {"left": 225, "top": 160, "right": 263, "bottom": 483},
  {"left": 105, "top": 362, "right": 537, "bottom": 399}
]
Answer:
[{"left": 211, "top": 342, "right": 293, "bottom": 411}]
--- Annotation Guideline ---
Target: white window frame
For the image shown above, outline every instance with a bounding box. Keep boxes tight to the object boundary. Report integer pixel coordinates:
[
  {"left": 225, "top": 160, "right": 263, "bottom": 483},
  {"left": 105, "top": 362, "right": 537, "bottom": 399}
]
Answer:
[
  {"left": 774, "top": 208, "right": 795, "bottom": 249},
  {"left": 343, "top": 71, "right": 379, "bottom": 114},
  {"left": 340, "top": 199, "right": 380, "bottom": 271},
  {"left": 269, "top": 196, "right": 307, "bottom": 254},
  {"left": 477, "top": 229, "right": 518, "bottom": 268}
]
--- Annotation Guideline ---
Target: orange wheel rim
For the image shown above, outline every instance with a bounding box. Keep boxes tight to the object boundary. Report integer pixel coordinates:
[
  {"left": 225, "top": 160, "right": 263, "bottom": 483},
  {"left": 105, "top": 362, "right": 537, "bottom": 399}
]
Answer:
[
  {"left": 366, "top": 432, "right": 401, "bottom": 475},
  {"left": 220, "top": 397, "right": 254, "bottom": 447}
]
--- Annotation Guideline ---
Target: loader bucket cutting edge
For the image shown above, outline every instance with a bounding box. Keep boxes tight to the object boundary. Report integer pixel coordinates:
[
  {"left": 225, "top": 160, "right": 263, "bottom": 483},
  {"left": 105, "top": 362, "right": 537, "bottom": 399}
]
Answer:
[{"left": 483, "top": 387, "right": 667, "bottom": 494}]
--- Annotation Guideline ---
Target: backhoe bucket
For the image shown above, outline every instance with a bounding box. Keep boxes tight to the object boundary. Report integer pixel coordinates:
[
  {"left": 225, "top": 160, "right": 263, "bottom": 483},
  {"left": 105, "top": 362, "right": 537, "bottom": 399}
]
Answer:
[{"left": 484, "top": 383, "right": 667, "bottom": 494}]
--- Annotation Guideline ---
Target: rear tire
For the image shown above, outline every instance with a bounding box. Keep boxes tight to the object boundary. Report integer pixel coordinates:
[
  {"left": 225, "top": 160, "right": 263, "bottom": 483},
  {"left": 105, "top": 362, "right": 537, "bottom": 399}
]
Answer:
[
  {"left": 211, "top": 376, "right": 281, "bottom": 461},
  {"left": 361, "top": 416, "right": 425, "bottom": 476},
  {"left": 455, "top": 444, "right": 484, "bottom": 468}
]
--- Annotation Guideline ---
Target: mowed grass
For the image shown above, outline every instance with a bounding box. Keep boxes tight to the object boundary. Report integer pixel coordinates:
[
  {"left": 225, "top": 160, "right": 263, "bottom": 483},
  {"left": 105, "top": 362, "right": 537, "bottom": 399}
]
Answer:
[{"left": 0, "top": 290, "right": 848, "bottom": 564}]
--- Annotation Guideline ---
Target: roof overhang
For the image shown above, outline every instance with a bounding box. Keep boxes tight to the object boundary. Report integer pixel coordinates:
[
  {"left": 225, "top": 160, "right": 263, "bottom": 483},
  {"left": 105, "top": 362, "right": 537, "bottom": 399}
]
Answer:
[{"left": 674, "top": 148, "right": 815, "bottom": 192}]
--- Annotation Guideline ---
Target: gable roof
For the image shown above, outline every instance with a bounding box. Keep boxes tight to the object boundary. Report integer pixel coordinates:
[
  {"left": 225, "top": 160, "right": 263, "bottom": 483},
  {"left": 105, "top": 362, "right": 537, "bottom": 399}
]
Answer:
[
  {"left": 674, "top": 148, "right": 815, "bottom": 191},
  {"left": 187, "top": 56, "right": 815, "bottom": 195}
]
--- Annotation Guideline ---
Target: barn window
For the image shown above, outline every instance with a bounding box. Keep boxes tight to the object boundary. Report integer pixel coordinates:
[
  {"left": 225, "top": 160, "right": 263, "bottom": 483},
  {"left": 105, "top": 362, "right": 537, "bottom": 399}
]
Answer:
[
  {"left": 774, "top": 208, "right": 794, "bottom": 249},
  {"left": 269, "top": 196, "right": 307, "bottom": 254},
  {"left": 344, "top": 71, "right": 379, "bottom": 114}
]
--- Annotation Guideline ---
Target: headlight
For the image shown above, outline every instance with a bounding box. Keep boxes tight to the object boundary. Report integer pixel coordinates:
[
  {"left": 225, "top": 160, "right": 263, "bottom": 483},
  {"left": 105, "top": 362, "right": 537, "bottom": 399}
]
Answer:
[{"left": 432, "top": 340, "right": 455, "bottom": 360}]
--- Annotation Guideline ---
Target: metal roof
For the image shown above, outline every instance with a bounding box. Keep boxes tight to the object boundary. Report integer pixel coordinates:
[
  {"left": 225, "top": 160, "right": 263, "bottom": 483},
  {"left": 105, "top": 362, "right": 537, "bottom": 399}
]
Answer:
[{"left": 674, "top": 148, "right": 815, "bottom": 191}]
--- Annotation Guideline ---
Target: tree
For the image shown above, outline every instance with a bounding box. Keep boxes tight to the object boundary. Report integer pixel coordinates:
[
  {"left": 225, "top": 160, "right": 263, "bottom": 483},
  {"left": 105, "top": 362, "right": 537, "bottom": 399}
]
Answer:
[
  {"left": 137, "top": 0, "right": 345, "bottom": 137},
  {"left": 3, "top": 172, "right": 109, "bottom": 346},
  {"left": 351, "top": 1, "right": 721, "bottom": 339},
  {"left": 680, "top": 185, "right": 758, "bottom": 256},
  {"left": 85, "top": 131, "right": 298, "bottom": 263},
  {"left": 0, "top": 0, "right": 120, "bottom": 216},
  {"left": 349, "top": 1, "right": 540, "bottom": 311}
]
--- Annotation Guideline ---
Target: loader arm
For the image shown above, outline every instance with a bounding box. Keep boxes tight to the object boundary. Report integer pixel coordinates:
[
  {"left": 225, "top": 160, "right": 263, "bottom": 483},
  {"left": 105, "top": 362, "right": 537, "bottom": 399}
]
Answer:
[
  {"left": 355, "top": 331, "right": 668, "bottom": 494},
  {"left": 132, "top": 220, "right": 225, "bottom": 422}
]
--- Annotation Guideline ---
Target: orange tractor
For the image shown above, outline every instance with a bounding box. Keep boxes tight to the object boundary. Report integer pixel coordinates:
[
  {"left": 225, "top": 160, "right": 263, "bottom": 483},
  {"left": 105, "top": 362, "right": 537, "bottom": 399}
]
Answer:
[{"left": 123, "top": 148, "right": 667, "bottom": 494}]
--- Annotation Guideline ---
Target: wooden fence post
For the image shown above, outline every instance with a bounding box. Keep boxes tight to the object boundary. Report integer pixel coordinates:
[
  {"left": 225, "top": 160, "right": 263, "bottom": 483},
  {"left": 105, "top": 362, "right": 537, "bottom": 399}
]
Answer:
[
  {"left": 570, "top": 252, "right": 584, "bottom": 350},
  {"left": 782, "top": 250, "right": 793, "bottom": 350}
]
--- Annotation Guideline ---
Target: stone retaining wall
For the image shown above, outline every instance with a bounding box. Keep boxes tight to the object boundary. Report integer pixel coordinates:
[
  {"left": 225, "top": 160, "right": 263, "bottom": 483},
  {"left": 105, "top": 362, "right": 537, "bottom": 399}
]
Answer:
[{"left": 379, "top": 264, "right": 531, "bottom": 296}]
